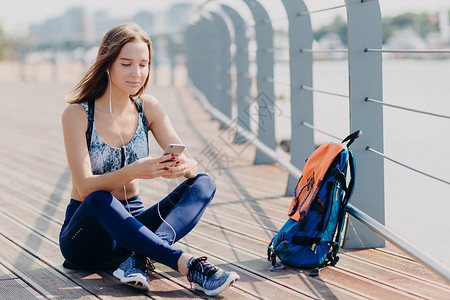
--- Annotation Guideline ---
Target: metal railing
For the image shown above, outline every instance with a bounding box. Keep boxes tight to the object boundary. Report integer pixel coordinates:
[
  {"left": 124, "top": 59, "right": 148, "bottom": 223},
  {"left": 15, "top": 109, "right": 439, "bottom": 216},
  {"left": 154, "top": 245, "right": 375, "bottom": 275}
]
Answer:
[{"left": 179, "top": 0, "right": 450, "bottom": 283}]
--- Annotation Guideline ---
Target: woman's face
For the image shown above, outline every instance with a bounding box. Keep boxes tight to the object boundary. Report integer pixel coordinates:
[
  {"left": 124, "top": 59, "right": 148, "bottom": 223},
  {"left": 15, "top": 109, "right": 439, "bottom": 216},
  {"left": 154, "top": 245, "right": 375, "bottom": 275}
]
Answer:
[{"left": 108, "top": 40, "right": 150, "bottom": 96}]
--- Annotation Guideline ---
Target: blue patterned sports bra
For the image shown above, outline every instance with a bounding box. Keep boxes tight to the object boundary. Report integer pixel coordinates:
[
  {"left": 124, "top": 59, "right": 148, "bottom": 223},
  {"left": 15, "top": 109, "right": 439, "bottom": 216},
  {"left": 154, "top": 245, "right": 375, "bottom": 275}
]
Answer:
[{"left": 81, "top": 98, "right": 149, "bottom": 175}]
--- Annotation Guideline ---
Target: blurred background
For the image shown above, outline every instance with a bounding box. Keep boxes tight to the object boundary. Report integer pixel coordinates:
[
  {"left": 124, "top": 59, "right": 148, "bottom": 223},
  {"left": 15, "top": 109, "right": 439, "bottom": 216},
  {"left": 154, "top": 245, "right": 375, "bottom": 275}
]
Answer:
[{"left": 0, "top": 0, "right": 449, "bottom": 84}]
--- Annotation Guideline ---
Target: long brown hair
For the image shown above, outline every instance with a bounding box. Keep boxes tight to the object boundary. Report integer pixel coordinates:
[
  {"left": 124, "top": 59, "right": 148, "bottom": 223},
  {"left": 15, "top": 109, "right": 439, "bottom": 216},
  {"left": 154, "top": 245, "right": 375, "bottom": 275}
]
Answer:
[{"left": 68, "top": 23, "right": 152, "bottom": 104}]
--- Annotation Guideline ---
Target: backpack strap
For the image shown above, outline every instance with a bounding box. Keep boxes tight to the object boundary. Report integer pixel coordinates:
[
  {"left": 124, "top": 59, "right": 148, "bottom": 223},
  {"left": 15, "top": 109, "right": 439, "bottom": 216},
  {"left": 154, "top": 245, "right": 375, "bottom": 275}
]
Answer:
[
  {"left": 310, "top": 242, "right": 340, "bottom": 276},
  {"left": 341, "top": 130, "right": 362, "bottom": 148},
  {"left": 344, "top": 150, "right": 356, "bottom": 206},
  {"left": 86, "top": 100, "right": 95, "bottom": 150},
  {"left": 292, "top": 236, "right": 322, "bottom": 254},
  {"left": 267, "top": 238, "right": 286, "bottom": 271},
  {"left": 335, "top": 150, "right": 356, "bottom": 242},
  {"left": 311, "top": 150, "right": 356, "bottom": 277}
]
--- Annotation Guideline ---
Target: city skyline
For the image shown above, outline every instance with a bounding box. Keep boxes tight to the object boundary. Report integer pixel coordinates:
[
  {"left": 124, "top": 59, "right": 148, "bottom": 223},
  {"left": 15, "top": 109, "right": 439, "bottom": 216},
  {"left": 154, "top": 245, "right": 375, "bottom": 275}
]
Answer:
[
  {"left": 27, "top": 3, "right": 194, "bottom": 47},
  {"left": 1, "top": 0, "right": 449, "bottom": 35}
]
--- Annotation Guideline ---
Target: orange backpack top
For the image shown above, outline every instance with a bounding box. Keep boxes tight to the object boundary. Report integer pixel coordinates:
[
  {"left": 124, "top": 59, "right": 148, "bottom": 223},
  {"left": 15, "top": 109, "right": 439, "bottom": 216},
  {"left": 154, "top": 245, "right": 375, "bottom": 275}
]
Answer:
[{"left": 288, "top": 143, "right": 346, "bottom": 222}]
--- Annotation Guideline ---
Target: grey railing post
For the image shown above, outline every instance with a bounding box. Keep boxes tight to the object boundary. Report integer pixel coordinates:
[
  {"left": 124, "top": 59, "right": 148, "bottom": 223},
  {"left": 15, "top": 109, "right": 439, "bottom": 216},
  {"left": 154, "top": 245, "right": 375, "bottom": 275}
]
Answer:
[
  {"left": 343, "top": 0, "right": 385, "bottom": 249},
  {"left": 197, "top": 15, "right": 220, "bottom": 115},
  {"left": 205, "top": 14, "right": 223, "bottom": 123},
  {"left": 186, "top": 16, "right": 218, "bottom": 116},
  {"left": 281, "top": 0, "right": 315, "bottom": 195},
  {"left": 221, "top": 4, "right": 252, "bottom": 144},
  {"left": 242, "top": 0, "right": 277, "bottom": 164},
  {"left": 211, "top": 11, "right": 233, "bottom": 127}
]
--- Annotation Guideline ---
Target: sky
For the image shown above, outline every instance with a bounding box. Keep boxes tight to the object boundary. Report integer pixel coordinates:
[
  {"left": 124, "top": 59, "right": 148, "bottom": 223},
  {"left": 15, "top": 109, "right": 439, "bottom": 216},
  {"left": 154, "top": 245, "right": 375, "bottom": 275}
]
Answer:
[{"left": 1, "top": 0, "right": 449, "bottom": 35}]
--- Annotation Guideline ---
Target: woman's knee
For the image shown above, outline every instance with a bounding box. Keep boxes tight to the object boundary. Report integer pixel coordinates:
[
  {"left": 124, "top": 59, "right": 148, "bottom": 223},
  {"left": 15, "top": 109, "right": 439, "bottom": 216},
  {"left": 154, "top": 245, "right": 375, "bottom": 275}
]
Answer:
[{"left": 193, "top": 174, "right": 216, "bottom": 200}]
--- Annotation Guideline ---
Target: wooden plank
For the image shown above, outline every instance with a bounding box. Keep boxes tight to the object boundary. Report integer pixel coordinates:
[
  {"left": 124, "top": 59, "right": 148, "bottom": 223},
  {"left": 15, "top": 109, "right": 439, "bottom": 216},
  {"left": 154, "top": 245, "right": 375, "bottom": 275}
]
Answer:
[
  {"left": 0, "top": 262, "right": 45, "bottom": 300},
  {"left": 0, "top": 234, "right": 96, "bottom": 299},
  {"left": 0, "top": 211, "right": 205, "bottom": 299},
  {"left": 0, "top": 214, "right": 149, "bottom": 299},
  {"left": 179, "top": 230, "right": 367, "bottom": 299},
  {"left": 343, "top": 249, "right": 450, "bottom": 291},
  {"left": 182, "top": 223, "right": 432, "bottom": 300}
]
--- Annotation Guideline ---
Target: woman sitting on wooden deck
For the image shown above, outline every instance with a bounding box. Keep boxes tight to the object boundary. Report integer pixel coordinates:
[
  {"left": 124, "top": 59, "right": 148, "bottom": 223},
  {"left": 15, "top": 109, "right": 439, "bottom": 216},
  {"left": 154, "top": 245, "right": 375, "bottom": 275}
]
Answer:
[{"left": 59, "top": 22, "right": 239, "bottom": 296}]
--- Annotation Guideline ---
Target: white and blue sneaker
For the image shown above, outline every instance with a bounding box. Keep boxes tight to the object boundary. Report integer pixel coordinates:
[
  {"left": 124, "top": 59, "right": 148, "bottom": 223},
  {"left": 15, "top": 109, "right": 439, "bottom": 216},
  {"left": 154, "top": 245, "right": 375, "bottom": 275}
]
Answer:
[
  {"left": 113, "top": 253, "right": 154, "bottom": 291},
  {"left": 187, "top": 256, "right": 240, "bottom": 296}
]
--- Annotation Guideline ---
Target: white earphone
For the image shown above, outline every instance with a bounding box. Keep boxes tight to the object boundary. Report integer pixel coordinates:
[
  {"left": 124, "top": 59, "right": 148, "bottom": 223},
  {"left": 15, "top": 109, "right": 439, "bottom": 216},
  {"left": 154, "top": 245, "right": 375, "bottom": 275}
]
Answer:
[
  {"left": 106, "top": 69, "right": 130, "bottom": 211},
  {"left": 106, "top": 68, "right": 176, "bottom": 243}
]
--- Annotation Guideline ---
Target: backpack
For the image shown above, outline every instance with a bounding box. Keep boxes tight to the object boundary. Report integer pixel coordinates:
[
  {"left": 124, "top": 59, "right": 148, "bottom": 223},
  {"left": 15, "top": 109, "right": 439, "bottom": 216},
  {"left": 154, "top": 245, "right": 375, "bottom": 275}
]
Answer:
[{"left": 267, "top": 130, "right": 361, "bottom": 276}]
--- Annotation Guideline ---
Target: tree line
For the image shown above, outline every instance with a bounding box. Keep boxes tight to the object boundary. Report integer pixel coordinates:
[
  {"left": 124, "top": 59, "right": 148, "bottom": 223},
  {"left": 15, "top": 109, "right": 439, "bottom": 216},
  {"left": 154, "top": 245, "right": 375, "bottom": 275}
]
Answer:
[{"left": 314, "top": 11, "right": 448, "bottom": 46}]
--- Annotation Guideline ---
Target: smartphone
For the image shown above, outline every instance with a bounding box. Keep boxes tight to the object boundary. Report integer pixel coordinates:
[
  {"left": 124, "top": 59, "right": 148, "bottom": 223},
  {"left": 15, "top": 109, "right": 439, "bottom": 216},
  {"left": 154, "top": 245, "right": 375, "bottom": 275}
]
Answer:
[{"left": 163, "top": 144, "right": 185, "bottom": 162}]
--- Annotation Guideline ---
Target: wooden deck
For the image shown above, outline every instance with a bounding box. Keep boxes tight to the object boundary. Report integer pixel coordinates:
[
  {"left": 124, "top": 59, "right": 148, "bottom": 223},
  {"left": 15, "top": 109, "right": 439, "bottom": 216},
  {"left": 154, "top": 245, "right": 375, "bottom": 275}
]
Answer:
[{"left": 0, "top": 69, "right": 449, "bottom": 299}]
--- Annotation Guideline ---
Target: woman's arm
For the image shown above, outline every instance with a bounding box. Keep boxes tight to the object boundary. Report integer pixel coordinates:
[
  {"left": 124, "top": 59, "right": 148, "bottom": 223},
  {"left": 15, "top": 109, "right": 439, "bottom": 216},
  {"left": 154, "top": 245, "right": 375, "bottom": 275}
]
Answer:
[
  {"left": 62, "top": 103, "right": 173, "bottom": 199},
  {"left": 143, "top": 95, "right": 198, "bottom": 179}
]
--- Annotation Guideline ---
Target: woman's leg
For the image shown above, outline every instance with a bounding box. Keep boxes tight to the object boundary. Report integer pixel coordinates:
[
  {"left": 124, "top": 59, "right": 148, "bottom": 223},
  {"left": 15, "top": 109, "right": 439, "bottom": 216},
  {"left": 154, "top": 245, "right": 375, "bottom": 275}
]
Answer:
[
  {"left": 59, "top": 190, "right": 183, "bottom": 271},
  {"left": 131, "top": 174, "right": 241, "bottom": 296},
  {"left": 135, "top": 174, "right": 216, "bottom": 246}
]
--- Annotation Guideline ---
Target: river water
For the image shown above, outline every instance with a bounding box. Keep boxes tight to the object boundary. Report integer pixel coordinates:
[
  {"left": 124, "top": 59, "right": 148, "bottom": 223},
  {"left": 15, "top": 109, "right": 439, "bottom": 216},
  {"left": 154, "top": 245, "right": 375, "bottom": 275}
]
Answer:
[{"left": 273, "top": 59, "right": 450, "bottom": 264}]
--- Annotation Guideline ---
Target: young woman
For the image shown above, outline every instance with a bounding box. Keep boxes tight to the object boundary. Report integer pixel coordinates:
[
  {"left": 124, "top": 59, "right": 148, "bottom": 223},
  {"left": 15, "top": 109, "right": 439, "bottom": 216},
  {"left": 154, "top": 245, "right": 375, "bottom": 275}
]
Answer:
[{"left": 59, "top": 23, "right": 239, "bottom": 296}]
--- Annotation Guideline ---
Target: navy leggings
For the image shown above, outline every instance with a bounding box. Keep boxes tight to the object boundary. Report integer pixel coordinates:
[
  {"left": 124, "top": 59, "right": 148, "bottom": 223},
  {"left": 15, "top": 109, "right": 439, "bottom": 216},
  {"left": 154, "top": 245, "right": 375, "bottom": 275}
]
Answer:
[{"left": 59, "top": 174, "right": 215, "bottom": 271}]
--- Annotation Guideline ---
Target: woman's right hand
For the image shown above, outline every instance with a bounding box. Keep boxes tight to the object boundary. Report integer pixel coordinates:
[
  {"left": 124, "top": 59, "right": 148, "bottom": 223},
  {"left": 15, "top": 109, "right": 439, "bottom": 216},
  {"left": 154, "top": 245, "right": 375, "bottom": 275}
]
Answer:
[{"left": 131, "top": 154, "right": 175, "bottom": 179}]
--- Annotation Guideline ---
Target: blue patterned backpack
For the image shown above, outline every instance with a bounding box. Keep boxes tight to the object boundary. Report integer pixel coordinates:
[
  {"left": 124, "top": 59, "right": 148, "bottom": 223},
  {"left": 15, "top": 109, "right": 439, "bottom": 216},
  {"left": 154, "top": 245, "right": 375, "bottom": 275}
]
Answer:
[{"left": 268, "top": 131, "right": 361, "bottom": 276}]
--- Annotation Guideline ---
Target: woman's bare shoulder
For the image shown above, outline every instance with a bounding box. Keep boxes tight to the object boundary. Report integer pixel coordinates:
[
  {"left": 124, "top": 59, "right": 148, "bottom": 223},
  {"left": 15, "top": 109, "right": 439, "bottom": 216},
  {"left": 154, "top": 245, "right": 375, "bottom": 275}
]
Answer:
[
  {"left": 62, "top": 102, "right": 88, "bottom": 127},
  {"left": 141, "top": 94, "right": 166, "bottom": 120},
  {"left": 141, "top": 94, "right": 159, "bottom": 107}
]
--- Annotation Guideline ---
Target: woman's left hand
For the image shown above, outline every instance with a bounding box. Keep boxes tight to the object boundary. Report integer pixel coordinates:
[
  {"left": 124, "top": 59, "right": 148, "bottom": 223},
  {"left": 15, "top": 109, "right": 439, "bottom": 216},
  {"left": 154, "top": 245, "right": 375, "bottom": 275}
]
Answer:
[{"left": 160, "top": 153, "right": 198, "bottom": 179}]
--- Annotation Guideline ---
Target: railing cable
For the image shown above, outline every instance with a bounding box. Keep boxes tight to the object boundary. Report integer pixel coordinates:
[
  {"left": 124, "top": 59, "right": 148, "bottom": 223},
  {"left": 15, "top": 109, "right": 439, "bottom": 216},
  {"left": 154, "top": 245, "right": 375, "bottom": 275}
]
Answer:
[
  {"left": 365, "top": 98, "right": 450, "bottom": 119},
  {"left": 365, "top": 48, "right": 450, "bottom": 54},
  {"left": 300, "top": 49, "right": 348, "bottom": 53},
  {"left": 301, "top": 121, "right": 342, "bottom": 141},
  {"left": 298, "top": 5, "right": 347, "bottom": 17},
  {"left": 366, "top": 147, "right": 450, "bottom": 185},
  {"left": 263, "top": 5, "right": 346, "bottom": 23},
  {"left": 301, "top": 85, "right": 349, "bottom": 99}
]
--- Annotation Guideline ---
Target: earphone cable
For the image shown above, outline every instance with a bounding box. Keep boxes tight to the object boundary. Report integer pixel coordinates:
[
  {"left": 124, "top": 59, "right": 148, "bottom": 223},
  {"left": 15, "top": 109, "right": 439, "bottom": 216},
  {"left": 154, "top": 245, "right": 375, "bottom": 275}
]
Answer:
[
  {"left": 107, "top": 70, "right": 130, "bottom": 213},
  {"left": 107, "top": 70, "right": 176, "bottom": 243}
]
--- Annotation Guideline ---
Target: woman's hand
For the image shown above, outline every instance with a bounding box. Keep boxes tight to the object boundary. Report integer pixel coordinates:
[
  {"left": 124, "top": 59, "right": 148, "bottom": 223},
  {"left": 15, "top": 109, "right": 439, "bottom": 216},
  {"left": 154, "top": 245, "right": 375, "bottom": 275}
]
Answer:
[
  {"left": 130, "top": 154, "right": 175, "bottom": 179},
  {"left": 160, "top": 153, "right": 198, "bottom": 179}
]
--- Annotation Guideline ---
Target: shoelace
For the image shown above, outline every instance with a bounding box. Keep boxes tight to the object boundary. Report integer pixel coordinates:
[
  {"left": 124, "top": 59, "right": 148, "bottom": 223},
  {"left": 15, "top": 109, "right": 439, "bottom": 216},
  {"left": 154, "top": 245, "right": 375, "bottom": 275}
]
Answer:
[
  {"left": 132, "top": 254, "right": 155, "bottom": 276},
  {"left": 187, "top": 256, "right": 218, "bottom": 284}
]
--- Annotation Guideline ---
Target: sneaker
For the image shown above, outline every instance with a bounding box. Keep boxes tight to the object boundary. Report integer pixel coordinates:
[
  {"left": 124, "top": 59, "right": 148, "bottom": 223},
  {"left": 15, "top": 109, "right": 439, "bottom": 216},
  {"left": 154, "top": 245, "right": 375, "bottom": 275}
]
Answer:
[
  {"left": 187, "top": 256, "right": 240, "bottom": 296},
  {"left": 113, "top": 253, "right": 154, "bottom": 291}
]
